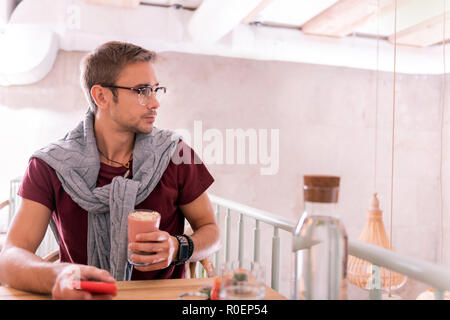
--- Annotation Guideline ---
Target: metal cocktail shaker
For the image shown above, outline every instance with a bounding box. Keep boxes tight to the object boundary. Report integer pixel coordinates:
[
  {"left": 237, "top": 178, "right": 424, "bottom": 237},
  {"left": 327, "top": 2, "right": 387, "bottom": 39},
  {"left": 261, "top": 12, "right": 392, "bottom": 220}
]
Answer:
[{"left": 292, "top": 175, "right": 348, "bottom": 300}]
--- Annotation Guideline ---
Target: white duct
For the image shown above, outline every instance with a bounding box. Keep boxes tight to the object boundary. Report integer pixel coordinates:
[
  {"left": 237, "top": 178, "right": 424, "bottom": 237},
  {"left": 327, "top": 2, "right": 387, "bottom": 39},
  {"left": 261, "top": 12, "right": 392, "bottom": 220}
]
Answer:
[
  {"left": 0, "top": 0, "right": 20, "bottom": 26},
  {"left": 0, "top": 0, "right": 449, "bottom": 87},
  {"left": 0, "top": 24, "right": 58, "bottom": 86},
  {"left": 188, "top": 0, "right": 264, "bottom": 44}
]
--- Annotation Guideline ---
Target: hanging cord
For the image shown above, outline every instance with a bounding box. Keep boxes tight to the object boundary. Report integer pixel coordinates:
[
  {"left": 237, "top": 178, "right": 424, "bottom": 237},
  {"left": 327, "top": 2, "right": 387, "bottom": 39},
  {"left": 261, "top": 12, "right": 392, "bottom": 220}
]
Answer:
[
  {"left": 388, "top": 0, "right": 398, "bottom": 298},
  {"left": 373, "top": 0, "right": 380, "bottom": 193},
  {"left": 439, "top": 0, "right": 447, "bottom": 266}
]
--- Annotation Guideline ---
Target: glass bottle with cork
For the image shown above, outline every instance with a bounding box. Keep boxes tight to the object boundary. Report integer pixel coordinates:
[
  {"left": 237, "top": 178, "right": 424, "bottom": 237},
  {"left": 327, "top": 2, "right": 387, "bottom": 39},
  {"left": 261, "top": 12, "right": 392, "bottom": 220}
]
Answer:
[{"left": 291, "top": 175, "right": 348, "bottom": 300}]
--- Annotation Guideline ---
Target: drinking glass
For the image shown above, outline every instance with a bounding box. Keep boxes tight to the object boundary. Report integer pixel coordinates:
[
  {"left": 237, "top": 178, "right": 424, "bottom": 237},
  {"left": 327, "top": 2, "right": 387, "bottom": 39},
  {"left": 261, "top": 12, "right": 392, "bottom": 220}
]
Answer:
[
  {"left": 127, "top": 209, "right": 161, "bottom": 267},
  {"left": 219, "top": 260, "right": 265, "bottom": 300}
]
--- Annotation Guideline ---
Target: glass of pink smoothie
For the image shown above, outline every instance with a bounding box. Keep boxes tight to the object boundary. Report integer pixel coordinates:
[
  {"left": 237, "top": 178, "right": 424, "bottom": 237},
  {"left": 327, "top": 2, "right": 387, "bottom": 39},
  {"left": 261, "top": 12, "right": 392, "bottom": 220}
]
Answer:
[{"left": 127, "top": 210, "right": 161, "bottom": 267}]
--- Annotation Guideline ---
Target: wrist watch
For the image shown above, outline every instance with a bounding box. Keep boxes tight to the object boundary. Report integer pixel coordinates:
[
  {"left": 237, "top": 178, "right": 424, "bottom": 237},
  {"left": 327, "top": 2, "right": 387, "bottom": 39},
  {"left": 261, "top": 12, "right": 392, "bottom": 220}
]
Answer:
[{"left": 172, "top": 235, "right": 189, "bottom": 265}]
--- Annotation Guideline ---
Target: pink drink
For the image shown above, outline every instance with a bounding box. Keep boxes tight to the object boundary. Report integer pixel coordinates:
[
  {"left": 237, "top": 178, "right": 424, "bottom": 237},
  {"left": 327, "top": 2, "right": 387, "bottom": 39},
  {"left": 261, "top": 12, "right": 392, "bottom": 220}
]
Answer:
[
  {"left": 127, "top": 210, "right": 161, "bottom": 266},
  {"left": 128, "top": 210, "right": 161, "bottom": 241}
]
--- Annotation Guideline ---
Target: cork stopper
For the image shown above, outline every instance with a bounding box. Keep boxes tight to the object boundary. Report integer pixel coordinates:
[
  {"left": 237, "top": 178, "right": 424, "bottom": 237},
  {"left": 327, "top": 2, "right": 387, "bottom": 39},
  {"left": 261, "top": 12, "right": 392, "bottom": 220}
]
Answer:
[{"left": 303, "top": 175, "right": 340, "bottom": 203}]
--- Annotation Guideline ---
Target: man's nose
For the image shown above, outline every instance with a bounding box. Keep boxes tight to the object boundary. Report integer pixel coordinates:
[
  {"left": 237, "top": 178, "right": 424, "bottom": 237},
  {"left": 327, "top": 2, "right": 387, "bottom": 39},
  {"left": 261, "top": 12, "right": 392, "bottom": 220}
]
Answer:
[{"left": 146, "top": 93, "right": 160, "bottom": 110}]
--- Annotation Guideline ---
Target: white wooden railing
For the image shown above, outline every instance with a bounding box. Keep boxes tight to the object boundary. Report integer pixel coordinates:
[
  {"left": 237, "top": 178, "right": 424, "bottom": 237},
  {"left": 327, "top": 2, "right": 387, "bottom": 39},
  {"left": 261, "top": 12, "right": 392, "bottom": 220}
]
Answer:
[
  {"left": 208, "top": 194, "right": 294, "bottom": 291},
  {"left": 209, "top": 193, "right": 450, "bottom": 300}
]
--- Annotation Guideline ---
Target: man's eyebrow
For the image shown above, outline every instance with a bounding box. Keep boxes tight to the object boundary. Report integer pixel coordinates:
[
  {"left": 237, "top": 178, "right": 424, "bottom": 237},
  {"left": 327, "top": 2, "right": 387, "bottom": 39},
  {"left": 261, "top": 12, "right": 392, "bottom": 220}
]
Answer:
[{"left": 135, "top": 82, "right": 159, "bottom": 88}]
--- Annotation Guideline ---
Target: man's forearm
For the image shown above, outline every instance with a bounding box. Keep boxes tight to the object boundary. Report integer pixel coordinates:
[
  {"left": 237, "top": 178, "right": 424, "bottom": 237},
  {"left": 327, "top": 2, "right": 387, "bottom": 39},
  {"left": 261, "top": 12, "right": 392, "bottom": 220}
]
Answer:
[
  {"left": 0, "top": 247, "right": 66, "bottom": 294},
  {"left": 188, "top": 223, "right": 221, "bottom": 262}
]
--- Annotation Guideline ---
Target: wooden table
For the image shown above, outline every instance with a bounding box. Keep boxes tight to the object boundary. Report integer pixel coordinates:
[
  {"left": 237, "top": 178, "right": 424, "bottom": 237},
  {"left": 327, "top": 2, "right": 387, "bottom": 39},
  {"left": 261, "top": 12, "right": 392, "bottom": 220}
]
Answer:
[{"left": 0, "top": 278, "right": 287, "bottom": 300}]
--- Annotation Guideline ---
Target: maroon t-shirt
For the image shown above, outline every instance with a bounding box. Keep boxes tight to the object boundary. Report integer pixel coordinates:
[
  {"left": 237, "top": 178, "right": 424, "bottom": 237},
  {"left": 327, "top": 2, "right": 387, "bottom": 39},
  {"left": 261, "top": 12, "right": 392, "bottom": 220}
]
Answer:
[{"left": 18, "top": 141, "right": 214, "bottom": 280}]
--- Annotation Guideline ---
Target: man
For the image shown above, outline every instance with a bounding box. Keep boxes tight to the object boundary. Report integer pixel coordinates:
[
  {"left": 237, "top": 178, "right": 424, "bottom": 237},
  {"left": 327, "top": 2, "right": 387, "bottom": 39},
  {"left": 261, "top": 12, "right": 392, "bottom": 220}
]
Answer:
[{"left": 0, "top": 41, "right": 220, "bottom": 299}]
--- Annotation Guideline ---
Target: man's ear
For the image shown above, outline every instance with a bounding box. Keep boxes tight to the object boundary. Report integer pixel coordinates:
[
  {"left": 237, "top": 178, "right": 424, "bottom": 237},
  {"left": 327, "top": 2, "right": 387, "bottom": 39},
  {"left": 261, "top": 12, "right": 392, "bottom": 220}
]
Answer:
[{"left": 90, "top": 85, "right": 111, "bottom": 110}]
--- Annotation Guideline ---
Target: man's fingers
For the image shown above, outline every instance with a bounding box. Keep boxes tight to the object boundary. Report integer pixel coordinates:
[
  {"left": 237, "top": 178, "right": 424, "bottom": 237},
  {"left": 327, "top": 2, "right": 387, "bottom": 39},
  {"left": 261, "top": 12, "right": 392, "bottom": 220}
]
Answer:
[
  {"left": 53, "top": 264, "right": 116, "bottom": 300},
  {"left": 80, "top": 266, "right": 116, "bottom": 283},
  {"left": 129, "top": 242, "right": 164, "bottom": 253},
  {"left": 128, "top": 231, "right": 178, "bottom": 272},
  {"left": 134, "top": 260, "right": 169, "bottom": 272},
  {"left": 136, "top": 231, "right": 169, "bottom": 242},
  {"left": 130, "top": 252, "right": 167, "bottom": 265},
  {"left": 53, "top": 284, "right": 93, "bottom": 300}
]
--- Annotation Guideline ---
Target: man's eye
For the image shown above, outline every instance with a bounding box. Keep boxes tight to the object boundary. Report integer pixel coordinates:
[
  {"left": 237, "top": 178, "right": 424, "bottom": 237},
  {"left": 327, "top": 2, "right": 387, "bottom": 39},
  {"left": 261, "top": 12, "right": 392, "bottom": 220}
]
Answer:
[{"left": 139, "top": 88, "right": 152, "bottom": 96}]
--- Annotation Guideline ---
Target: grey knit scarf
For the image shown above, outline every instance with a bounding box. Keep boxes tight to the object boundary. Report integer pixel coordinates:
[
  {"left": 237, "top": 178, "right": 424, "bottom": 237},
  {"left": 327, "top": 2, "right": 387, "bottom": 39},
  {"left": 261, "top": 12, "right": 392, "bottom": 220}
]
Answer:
[{"left": 32, "top": 110, "right": 181, "bottom": 280}]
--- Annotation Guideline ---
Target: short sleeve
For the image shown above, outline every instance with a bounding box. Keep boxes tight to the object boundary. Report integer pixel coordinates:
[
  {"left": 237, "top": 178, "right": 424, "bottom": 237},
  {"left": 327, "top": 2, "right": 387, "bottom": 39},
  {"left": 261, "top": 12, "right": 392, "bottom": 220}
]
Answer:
[
  {"left": 18, "top": 157, "right": 56, "bottom": 211},
  {"left": 175, "top": 141, "right": 215, "bottom": 205}
]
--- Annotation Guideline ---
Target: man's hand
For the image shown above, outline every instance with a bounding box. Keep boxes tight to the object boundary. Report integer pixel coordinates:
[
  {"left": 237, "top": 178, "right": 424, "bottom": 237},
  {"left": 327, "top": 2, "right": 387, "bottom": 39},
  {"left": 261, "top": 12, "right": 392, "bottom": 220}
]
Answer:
[
  {"left": 52, "top": 264, "right": 116, "bottom": 300},
  {"left": 128, "top": 230, "right": 179, "bottom": 272}
]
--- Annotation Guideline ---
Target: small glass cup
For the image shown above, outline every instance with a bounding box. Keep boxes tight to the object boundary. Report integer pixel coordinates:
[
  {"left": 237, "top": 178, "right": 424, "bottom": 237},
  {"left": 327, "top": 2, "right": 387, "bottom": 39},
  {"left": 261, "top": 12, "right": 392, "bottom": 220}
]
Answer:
[
  {"left": 127, "top": 209, "right": 161, "bottom": 267},
  {"left": 219, "top": 260, "right": 265, "bottom": 300}
]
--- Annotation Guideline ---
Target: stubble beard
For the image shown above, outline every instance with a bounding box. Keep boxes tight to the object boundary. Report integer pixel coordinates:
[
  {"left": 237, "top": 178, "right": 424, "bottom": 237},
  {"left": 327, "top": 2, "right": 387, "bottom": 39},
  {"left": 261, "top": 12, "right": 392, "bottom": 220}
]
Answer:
[{"left": 110, "top": 103, "right": 153, "bottom": 135}]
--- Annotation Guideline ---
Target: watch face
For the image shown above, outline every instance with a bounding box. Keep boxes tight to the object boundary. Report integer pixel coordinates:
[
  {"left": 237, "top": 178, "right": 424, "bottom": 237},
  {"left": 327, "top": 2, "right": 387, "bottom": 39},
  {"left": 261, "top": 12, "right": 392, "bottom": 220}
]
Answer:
[
  {"left": 179, "top": 242, "right": 189, "bottom": 259},
  {"left": 177, "top": 235, "right": 190, "bottom": 261}
]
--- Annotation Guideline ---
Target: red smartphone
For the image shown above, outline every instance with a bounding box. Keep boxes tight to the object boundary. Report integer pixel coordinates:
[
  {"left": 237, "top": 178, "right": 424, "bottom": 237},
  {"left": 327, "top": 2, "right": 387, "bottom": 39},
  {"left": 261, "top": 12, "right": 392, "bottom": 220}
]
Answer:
[{"left": 72, "top": 280, "right": 117, "bottom": 297}]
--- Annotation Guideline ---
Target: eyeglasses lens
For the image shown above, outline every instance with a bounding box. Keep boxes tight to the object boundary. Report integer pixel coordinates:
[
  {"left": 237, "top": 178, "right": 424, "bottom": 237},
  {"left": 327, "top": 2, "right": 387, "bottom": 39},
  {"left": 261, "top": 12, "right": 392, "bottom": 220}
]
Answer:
[{"left": 138, "top": 87, "right": 166, "bottom": 105}]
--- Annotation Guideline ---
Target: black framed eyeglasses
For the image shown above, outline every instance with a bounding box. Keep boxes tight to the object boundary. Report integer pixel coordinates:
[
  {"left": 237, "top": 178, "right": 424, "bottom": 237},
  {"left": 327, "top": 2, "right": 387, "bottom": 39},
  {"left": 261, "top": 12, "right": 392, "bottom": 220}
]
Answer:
[{"left": 100, "top": 84, "right": 167, "bottom": 105}]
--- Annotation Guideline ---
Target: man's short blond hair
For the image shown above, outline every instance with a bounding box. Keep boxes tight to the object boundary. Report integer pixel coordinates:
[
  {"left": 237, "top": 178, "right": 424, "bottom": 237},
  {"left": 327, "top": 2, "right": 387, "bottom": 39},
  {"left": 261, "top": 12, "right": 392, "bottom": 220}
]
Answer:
[{"left": 80, "top": 41, "right": 157, "bottom": 113}]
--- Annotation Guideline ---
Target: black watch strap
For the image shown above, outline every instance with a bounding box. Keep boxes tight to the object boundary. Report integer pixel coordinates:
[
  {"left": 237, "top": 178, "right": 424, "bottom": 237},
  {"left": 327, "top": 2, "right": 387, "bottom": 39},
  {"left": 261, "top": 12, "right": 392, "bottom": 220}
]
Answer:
[
  {"left": 172, "top": 235, "right": 189, "bottom": 266},
  {"left": 182, "top": 234, "right": 194, "bottom": 260}
]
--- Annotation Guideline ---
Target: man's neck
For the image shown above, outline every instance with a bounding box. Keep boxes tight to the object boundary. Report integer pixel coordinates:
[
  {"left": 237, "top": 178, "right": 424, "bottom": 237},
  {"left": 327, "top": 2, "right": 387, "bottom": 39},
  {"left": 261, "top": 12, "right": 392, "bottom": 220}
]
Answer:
[{"left": 94, "top": 115, "right": 135, "bottom": 166}]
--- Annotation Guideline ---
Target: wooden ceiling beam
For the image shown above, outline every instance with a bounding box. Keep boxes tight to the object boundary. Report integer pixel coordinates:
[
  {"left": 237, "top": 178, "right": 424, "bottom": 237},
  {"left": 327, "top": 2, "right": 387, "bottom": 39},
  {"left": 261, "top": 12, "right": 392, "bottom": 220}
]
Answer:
[
  {"left": 301, "top": 0, "right": 392, "bottom": 38},
  {"left": 388, "top": 12, "right": 450, "bottom": 47},
  {"left": 241, "top": 0, "right": 273, "bottom": 24}
]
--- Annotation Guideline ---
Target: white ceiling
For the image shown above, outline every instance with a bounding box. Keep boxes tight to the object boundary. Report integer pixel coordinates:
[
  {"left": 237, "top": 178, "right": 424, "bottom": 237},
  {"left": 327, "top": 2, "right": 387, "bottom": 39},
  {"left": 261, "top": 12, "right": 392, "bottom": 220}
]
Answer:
[
  {"left": 141, "top": 0, "right": 450, "bottom": 41},
  {"left": 1, "top": 0, "right": 450, "bottom": 86}
]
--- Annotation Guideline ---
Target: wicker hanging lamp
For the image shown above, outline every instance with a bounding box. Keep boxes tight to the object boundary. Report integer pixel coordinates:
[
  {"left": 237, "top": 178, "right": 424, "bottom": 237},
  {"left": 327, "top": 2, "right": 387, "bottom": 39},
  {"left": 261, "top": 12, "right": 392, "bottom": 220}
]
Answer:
[
  {"left": 347, "top": 0, "right": 408, "bottom": 297},
  {"left": 347, "top": 193, "right": 407, "bottom": 291}
]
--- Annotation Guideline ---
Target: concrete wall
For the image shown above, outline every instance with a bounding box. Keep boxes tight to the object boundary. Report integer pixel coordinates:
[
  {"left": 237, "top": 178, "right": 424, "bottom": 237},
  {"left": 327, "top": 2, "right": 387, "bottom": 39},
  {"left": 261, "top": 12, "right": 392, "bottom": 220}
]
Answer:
[{"left": 0, "top": 49, "right": 448, "bottom": 299}]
